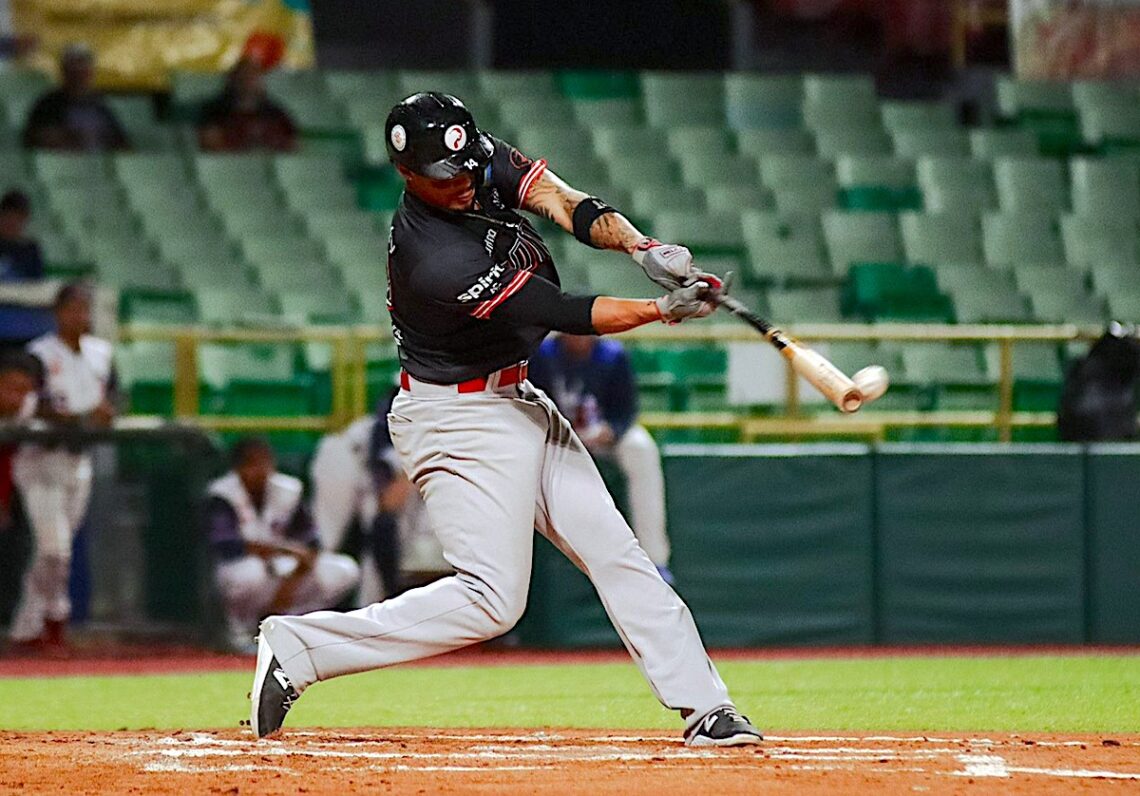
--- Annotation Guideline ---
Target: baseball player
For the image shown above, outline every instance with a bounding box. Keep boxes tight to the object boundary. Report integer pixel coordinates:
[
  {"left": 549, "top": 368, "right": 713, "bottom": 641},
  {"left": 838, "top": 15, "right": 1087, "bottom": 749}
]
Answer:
[
  {"left": 251, "top": 93, "right": 761, "bottom": 746},
  {"left": 207, "top": 436, "right": 361, "bottom": 653},
  {"left": 9, "top": 282, "right": 114, "bottom": 654}
]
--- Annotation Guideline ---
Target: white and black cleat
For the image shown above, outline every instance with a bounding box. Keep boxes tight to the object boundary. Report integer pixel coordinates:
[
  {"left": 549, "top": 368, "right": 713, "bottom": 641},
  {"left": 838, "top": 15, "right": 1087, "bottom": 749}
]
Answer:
[
  {"left": 684, "top": 706, "right": 763, "bottom": 747},
  {"left": 250, "top": 634, "right": 298, "bottom": 738}
]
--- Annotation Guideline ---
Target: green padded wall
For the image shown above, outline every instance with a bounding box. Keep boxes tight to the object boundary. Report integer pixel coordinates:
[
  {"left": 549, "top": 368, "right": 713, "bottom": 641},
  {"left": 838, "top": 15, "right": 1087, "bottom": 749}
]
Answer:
[
  {"left": 1086, "top": 444, "right": 1140, "bottom": 644},
  {"left": 663, "top": 444, "right": 875, "bottom": 645},
  {"left": 876, "top": 444, "right": 1086, "bottom": 644}
]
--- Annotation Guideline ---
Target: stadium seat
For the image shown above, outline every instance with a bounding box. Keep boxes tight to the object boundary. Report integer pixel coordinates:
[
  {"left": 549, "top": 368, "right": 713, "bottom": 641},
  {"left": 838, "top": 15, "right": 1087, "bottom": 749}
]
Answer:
[
  {"left": 33, "top": 153, "right": 110, "bottom": 186},
  {"left": 478, "top": 70, "right": 557, "bottom": 98},
  {"left": 981, "top": 212, "right": 1065, "bottom": 269},
  {"left": 1079, "top": 104, "right": 1140, "bottom": 149},
  {"left": 766, "top": 286, "right": 843, "bottom": 322},
  {"left": 892, "top": 129, "right": 970, "bottom": 158},
  {"left": 606, "top": 153, "right": 682, "bottom": 190},
  {"left": 880, "top": 101, "right": 957, "bottom": 133},
  {"left": 741, "top": 210, "right": 829, "bottom": 284},
  {"left": 277, "top": 290, "right": 357, "bottom": 324},
  {"left": 821, "top": 211, "right": 903, "bottom": 274},
  {"left": 900, "top": 342, "right": 993, "bottom": 388},
  {"left": 397, "top": 71, "right": 482, "bottom": 101},
  {"left": 1028, "top": 290, "right": 1108, "bottom": 324},
  {"left": 1070, "top": 157, "right": 1140, "bottom": 220},
  {"left": 1090, "top": 261, "right": 1140, "bottom": 296},
  {"left": 171, "top": 70, "right": 225, "bottom": 118},
  {"left": 678, "top": 154, "right": 757, "bottom": 188},
  {"left": 836, "top": 155, "right": 915, "bottom": 190},
  {"left": 324, "top": 69, "right": 403, "bottom": 104},
  {"left": 802, "top": 74, "right": 879, "bottom": 130},
  {"left": 497, "top": 97, "right": 577, "bottom": 127},
  {"left": 1014, "top": 264, "right": 1087, "bottom": 298},
  {"left": 630, "top": 185, "right": 705, "bottom": 219},
  {"left": 814, "top": 126, "right": 893, "bottom": 158},
  {"left": 651, "top": 211, "right": 744, "bottom": 258},
  {"left": 844, "top": 262, "right": 949, "bottom": 321},
  {"left": 993, "top": 157, "right": 1068, "bottom": 212},
  {"left": 948, "top": 284, "right": 1034, "bottom": 324},
  {"left": 704, "top": 184, "right": 772, "bottom": 214},
  {"left": 969, "top": 128, "right": 1039, "bottom": 159},
  {"left": 736, "top": 128, "right": 815, "bottom": 161},
  {"left": 724, "top": 73, "right": 802, "bottom": 130},
  {"left": 304, "top": 209, "right": 385, "bottom": 241},
  {"left": 996, "top": 77, "right": 1074, "bottom": 119},
  {"left": 196, "top": 286, "right": 277, "bottom": 324},
  {"left": 514, "top": 126, "right": 596, "bottom": 163},
  {"left": 592, "top": 126, "right": 668, "bottom": 160},
  {"left": 1060, "top": 214, "right": 1140, "bottom": 270},
  {"left": 569, "top": 98, "right": 643, "bottom": 128},
  {"left": 641, "top": 72, "right": 725, "bottom": 127},
  {"left": 557, "top": 70, "right": 641, "bottom": 100},
  {"left": 900, "top": 212, "right": 983, "bottom": 265},
  {"left": 1105, "top": 292, "right": 1140, "bottom": 322},
  {"left": 119, "top": 288, "right": 198, "bottom": 324},
  {"left": 916, "top": 156, "right": 996, "bottom": 213},
  {"left": 666, "top": 126, "right": 734, "bottom": 159}
]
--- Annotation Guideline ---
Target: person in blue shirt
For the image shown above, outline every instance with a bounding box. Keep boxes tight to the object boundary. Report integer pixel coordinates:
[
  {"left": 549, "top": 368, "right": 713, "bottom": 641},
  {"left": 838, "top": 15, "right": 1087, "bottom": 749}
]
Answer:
[
  {"left": 529, "top": 333, "right": 673, "bottom": 584},
  {"left": 0, "top": 191, "right": 44, "bottom": 282}
]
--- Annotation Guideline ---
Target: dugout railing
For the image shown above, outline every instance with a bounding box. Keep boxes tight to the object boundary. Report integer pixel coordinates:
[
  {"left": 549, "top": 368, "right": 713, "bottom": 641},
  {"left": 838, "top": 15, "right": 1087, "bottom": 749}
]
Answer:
[{"left": 119, "top": 322, "right": 1125, "bottom": 442}]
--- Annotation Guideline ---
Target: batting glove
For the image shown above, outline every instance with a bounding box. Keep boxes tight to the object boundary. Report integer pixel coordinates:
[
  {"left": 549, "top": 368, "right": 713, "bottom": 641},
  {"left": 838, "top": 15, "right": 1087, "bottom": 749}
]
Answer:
[
  {"left": 655, "top": 280, "right": 718, "bottom": 324},
  {"left": 632, "top": 238, "right": 696, "bottom": 291}
]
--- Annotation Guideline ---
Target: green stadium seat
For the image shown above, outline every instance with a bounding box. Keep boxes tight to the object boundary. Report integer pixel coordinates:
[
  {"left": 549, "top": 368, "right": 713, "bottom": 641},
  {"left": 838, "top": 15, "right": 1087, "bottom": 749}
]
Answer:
[
  {"left": 242, "top": 235, "right": 325, "bottom": 268},
  {"left": 666, "top": 126, "right": 733, "bottom": 159},
  {"left": 196, "top": 286, "right": 277, "bottom": 324},
  {"left": 766, "top": 286, "right": 843, "bottom": 322},
  {"left": 478, "top": 70, "right": 557, "bottom": 97},
  {"left": 650, "top": 211, "right": 744, "bottom": 258},
  {"left": 741, "top": 210, "right": 829, "bottom": 285},
  {"left": 569, "top": 98, "right": 643, "bottom": 128},
  {"left": 981, "top": 211, "right": 1065, "bottom": 268},
  {"left": 996, "top": 77, "right": 1074, "bottom": 119},
  {"left": 37, "top": 231, "right": 78, "bottom": 264},
  {"left": 582, "top": 250, "right": 653, "bottom": 298},
  {"left": 33, "top": 153, "right": 109, "bottom": 186},
  {"left": 196, "top": 153, "right": 272, "bottom": 187},
  {"left": 969, "top": 128, "right": 1039, "bottom": 159},
  {"left": 916, "top": 156, "right": 995, "bottom": 213},
  {"left": 892, "top": 129, "right": 970, "bottom": 158},
  {"left": 1080, "top": 104, "right": 1140, "bottom": 149},
  {"left": 758, "top": 153, "right": 832, "bottom": 190},
  {"left": 1070, "top": 157, "right": 1140, "bottom": 220},
  {"left": 814, "top": 126, "right": 893, "bottom": 158},
  {"left": 592, "top": 126, "right": 668, "bottom": 159},
  {"left": 277, "top": 290, "right": 357, "bottom": 323},
  {"left": 880, "top": 100, "right": 957, "bottom": 133},
  {"left": 116, "top": 341, "right": 176, "bottom": 414},
  {"left": 724, "top": 73, "right": 802, "bottom": 130},
  {"left": 900, "top": 212, "right": 983, "bottom": 265},
  {"left": 900, "top": 342, "right": 993, "bottom": 388},
  {"left": 802, "top": 74, "right": 879, "bottom": 130},
  {"left": 773, "top": 183, "right": 839, "bottom": 216},
  {"left": 119, "top": 288, "right": 198, "bottom": 324},
  {"left": 325, "top": 233, "right": 388, "bottom": 269},
  {"left": 357, "top": 289, "right": 393, "bottom": 326},
  {"left": 630, "top": 185, "right": 704, "bottom": 218},
  {"left": 835, "top": 154, "right": 915, "bottom": 190},
  {"left": 0, "top": 69, "right": 51, "bottom": 101},
  {"left": 678, "top": 153, "right": 757, "bottom": 188},
  {"left": 641, "top": 72, "right": 725, "bottom": 127},
  {"left": 171, "top": 70, "right": 226, "bottom": 118},
  {"left": 1028, "top": 289, "right": 1108, "bottom": 324},
  {"left": 220, "top": 205, "right": 301, "bottom": 238},
  {"left": 844, "top": 262, "right": 949, "bottom": 321},
  {"left": 948, "top": 283, "right": 1034, "bottom": 324},
  {"left": 324, "top": 70, "right": 402, "bottom": 102},
  {"left": 114, "top": 153, "right": 190, "bottom": 184},
  {"left": 1105, "top": 292, "right": 1140, "bottom": 322},
  {"left": 174, "top": 257, "right": 253, "bottom": 290},
  {"left": 557, "top": 70, "right": 640, "bottom": 100},
  {"left": 705, "top": 184, "right": 772, "bottom": 214},
  {"left": 993, "top": 157, "right": 1068, "bottom": 212},
  {"left": 1090, "top": 260, "right": 1140, "bottom": 295},
  {"left": 985, "top": 342, "right": 1064, "bottom": 410},
  {"left": 1059, "top": 214, "right": 1139, "bottom": 270},
  {"left": 1014, "top": 264, "right": 1087, "bottom": 298},
  {"left": 497, "top": 96, "right": 577, "bottom": 127},
  {"left": 821, "top": 210, "right": 903, "bottom": 274},
  {"left": 736, "top": 128, "right": 815, "bottom": 161},
  {"left": 304, "top": 209, "right": 384, "bottom": 241},
  {"left": 514, "top": 125, "right": 596, "bottom": 163},
  {"left": 606, "top": 153, "right": 681, "bottom": 190},
  {"left": 398, "top": 71, "right": 481, "bottom": 99}
]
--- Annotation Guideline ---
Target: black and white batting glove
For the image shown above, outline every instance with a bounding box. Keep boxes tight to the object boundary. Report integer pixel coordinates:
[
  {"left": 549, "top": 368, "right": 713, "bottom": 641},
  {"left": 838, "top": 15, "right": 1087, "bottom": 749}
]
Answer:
[
  {"left": 632, "top": 237, "right": 695, "bottom": 291},
  {"left": 655, "top": 280, "right": 717, "bottom": 324}
]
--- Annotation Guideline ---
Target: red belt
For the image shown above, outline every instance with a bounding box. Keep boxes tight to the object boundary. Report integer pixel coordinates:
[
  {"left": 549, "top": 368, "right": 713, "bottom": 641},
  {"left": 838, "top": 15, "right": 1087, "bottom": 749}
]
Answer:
[{"left": 400, "top": 362, "right": 528, "bottom": 393}]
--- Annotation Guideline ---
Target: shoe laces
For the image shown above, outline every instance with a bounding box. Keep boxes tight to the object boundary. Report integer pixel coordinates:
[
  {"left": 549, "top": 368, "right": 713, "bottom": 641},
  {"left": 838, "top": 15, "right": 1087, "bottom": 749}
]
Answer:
[{"left": 721, "top": 706, "right": 748, "bottom": 725}]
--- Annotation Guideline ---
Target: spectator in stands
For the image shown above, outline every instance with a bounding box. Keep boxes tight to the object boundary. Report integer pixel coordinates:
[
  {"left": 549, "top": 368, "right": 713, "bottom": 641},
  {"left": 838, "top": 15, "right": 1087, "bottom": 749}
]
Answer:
[
  {"left": 21, "top": 43, "right": 129, "bottom": 152},
  {"left": 205, "top": 436, "right": 360, "bottom": 654},
  {"left": 529, "top": 334, "right": 675, "bottom": 584},
  {"left": 197, "top": 57, "right": 298, "bottom": 153},
  {"left": 1058, "top": 322, "right": 1140, "bottom": 442},
  {"left": 0, "top": 191, "right": 44, "bottom": 282},
  {"left": 0, "top": 351, "right": 37, "bottom": 631},
  {"left": 0, "top": 0, "right": 36, "bottom": 61},
  {"left": 9, "top": 282, "right": 116, "bottom": 656}
]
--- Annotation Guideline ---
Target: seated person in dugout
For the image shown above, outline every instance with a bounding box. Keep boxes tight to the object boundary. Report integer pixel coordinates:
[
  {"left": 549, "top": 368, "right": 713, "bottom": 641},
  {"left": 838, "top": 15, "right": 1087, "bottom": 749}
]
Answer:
[{"left": 205, "top": 436, "right": 360, "bottom": 654}]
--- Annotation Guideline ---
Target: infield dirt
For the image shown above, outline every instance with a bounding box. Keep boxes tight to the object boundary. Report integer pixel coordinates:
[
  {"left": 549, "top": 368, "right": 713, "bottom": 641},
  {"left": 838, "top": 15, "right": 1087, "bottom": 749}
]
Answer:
[{"left": 1, "top": 728, "right": 1137, "bottom": 795}]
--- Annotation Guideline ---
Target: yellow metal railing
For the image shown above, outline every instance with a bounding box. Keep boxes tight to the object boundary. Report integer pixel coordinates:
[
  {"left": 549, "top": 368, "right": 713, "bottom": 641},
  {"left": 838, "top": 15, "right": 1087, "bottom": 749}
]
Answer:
[{"left": 120, "top": 322, "right": 1109, "bottom": 442}]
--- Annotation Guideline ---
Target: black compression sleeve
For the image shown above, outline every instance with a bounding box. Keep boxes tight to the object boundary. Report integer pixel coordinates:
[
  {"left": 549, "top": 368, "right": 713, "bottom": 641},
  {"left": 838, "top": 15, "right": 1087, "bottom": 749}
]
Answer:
[
  {"left": 492, "top": 273, "right": 597, "bottom": 334},
  {"left": 572, "top": 197, "right": 617, "bottom": 248}
]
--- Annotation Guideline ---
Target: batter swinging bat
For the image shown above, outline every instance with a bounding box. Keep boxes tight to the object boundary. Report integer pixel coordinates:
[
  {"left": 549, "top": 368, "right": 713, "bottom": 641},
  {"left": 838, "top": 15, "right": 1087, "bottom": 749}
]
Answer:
[{"left": 712, "top": 293, "right": 865, "bottom": 413}]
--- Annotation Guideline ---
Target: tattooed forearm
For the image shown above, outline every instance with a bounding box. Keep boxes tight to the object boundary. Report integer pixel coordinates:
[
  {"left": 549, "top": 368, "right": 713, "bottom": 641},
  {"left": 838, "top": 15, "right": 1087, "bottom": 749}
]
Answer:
[
  {"left": 522, "top": 168, "right": 646, "bottom": 253},
  {"left": 588, "top": 211, "right": 643, "bottom": 255}
]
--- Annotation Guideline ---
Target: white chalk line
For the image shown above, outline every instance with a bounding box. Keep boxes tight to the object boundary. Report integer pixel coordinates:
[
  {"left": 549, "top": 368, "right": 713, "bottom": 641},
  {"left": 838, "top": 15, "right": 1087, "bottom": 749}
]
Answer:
[{"left": 118, "top": 732, "right": 1140, "bottom": 782}]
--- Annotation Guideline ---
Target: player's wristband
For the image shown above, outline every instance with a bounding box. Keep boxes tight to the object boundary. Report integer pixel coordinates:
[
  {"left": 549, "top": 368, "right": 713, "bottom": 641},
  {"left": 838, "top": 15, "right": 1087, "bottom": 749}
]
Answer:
[{"left": 572, "top": 197, "right": 618, "bottom": 248}]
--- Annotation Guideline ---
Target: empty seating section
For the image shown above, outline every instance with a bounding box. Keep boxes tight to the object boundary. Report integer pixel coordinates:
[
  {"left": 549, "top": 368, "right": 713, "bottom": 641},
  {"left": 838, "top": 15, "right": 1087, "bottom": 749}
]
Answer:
[{"left": 3, "top": 67, "right": 1136, "bottom": 423}]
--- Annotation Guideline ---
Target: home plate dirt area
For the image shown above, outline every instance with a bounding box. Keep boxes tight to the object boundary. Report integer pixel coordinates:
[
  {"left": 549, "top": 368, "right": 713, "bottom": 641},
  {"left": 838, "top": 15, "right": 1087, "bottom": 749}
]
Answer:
[{"left": 1, "top": 729, "right": 1138, "bottom": 795}]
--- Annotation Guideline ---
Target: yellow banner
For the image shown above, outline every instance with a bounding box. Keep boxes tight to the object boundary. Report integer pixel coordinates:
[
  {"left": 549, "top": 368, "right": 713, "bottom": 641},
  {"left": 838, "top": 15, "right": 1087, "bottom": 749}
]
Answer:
[{"left": 12, "top": 0, "right": 314, "bottom": 91}]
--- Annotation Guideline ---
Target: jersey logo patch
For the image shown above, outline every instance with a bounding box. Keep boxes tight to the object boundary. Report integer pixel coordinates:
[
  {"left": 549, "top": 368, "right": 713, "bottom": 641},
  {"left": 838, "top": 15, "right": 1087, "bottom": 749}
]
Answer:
[
  {"left": 457, "top": 262, "right": 507, "bottom": 302},
  {"left": 509, "top": 147, "right": 533, "bottom": 170}
]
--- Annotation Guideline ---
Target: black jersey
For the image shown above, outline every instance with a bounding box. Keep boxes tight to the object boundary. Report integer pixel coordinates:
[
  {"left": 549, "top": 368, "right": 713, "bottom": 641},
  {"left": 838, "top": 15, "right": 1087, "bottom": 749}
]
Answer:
[{"left": 386, "top": 136, "right": 597, "bottom": 384}]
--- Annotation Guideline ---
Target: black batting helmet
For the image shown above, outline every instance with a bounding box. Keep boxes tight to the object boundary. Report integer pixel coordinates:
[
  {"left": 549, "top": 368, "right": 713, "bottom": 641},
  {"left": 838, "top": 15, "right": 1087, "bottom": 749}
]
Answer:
[{"left": 385, "top": 92, "right": 493, "bottom": 180}]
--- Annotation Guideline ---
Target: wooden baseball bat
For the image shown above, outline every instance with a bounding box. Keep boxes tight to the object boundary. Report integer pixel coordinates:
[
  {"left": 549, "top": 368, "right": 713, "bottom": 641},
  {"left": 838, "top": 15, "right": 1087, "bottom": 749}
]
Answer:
[{"left": 713, "top": 294, "right": 863, "bottom": 413}]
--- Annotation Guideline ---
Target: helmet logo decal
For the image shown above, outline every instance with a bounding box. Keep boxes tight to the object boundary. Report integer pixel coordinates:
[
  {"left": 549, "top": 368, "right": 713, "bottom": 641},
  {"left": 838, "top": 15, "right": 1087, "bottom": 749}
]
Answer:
[
  {"left": 390, "top": 124, "right": 406, "bottom": 152},
  {"left": 444, "top": 124, "right": 468, "bottom": 152}
]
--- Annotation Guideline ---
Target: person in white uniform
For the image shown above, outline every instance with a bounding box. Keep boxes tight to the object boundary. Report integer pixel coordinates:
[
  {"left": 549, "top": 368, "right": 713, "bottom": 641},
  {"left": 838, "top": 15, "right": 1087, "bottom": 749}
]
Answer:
[
  {"left": 9, "top": 282, "right": 114, "bottom": 653},
  {"left": 207, "top": 437, "right": 360, "bottom": 653},
  {"left": 250, "top": 93, "right": 762, "bottom": 747}
]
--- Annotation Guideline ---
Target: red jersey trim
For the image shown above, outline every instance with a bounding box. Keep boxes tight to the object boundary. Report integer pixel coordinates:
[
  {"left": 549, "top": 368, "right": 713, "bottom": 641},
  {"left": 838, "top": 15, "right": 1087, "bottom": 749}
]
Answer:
[
  {"left": 471, "top": 270, "right": 534, "bottom": 319},
  {"left": 516, "top": 159, "right": 548, "bottom": 208}
]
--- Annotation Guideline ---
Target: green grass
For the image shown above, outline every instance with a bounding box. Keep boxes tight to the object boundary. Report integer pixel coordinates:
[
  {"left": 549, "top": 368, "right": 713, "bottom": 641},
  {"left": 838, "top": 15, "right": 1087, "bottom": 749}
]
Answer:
[{"left": 0, "top": 655, "right": 1137, "bottom": 734}]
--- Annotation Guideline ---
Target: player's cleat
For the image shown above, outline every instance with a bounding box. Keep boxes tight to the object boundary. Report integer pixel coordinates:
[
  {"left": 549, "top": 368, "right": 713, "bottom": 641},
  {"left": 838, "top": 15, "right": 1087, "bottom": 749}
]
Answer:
[
  {"left": 684, "top": 706, "right": 763, "bottom": 747},
  {"left": 250, "top": 634, "right": 298, "bottom": 738}
]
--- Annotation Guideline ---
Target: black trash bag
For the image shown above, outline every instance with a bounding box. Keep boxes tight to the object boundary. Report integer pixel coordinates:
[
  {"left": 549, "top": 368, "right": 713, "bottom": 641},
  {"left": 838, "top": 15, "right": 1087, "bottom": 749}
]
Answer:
[{"left": 1057, "top": 323, "right": 1140, "bottom": 442}]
